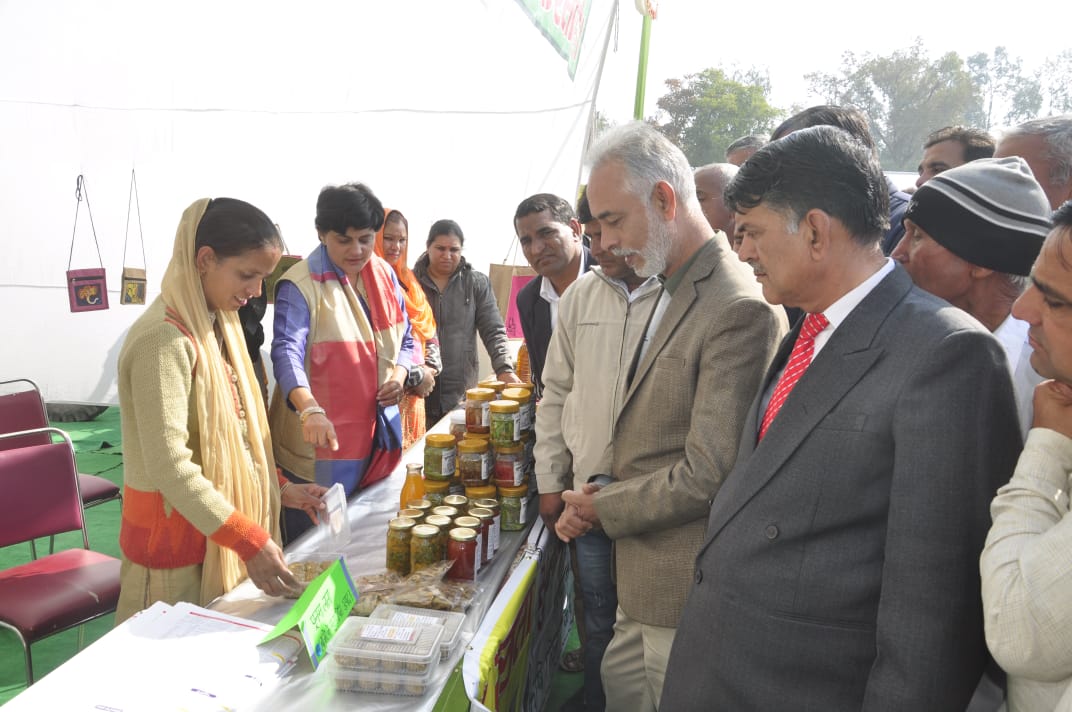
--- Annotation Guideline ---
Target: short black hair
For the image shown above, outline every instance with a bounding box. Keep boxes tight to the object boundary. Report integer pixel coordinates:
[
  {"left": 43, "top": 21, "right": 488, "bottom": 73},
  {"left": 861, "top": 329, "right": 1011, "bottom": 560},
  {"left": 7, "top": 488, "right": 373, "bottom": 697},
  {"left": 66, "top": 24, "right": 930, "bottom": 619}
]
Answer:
[
  {"left": 725, "top": 125, "right": 889, "bottom": 246},
  {"left": 771, "top": 105, "right": 875, "bottom": 150},
  {"left": 427, "top": 218, "right": 464, "bottom": 247},
  {"left": 726, "top": 135, "right": 766, "bottom": 154},
  {"left": 924, "top": 126, "right": 995, "bottom": 162},
  {"left": 315, "top": 183, "right": 384, "bottom": 236},
  {"left": 1054, "top": 200, "right": 1072, "bottom": 229},
  {"left": 513, "top": 193, "right": 575, "bottom": 228},
  {"left": 577, "top": 187, "right": 594, "bottom": 224}
]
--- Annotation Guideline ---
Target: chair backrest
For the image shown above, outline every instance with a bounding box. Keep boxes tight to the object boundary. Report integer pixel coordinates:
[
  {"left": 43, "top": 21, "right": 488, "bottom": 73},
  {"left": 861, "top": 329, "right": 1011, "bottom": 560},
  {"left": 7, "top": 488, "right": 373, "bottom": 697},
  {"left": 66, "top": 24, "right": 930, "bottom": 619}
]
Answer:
[
  {"left": 0, "top": 428, "right": 88, "bottom": 549},
  {"left": 0, "top": 379, "right": 50, "bottom": 450}
]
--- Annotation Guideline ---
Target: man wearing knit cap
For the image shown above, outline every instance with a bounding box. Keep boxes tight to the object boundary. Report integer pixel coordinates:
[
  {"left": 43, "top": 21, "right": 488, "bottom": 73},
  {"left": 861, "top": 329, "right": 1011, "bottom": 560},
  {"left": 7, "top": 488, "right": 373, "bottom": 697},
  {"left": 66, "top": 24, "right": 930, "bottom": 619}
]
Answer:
[{"left": 892, "top": 156, "right": 1051, "bottom": 434}]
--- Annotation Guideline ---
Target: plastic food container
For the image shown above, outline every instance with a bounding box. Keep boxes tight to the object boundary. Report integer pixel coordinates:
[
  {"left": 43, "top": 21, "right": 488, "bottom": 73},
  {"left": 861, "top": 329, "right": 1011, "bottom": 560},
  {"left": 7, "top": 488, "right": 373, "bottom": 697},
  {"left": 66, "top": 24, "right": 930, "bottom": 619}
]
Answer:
[
  {"left": 327, "top": 616, "right": 444, "bottom": 675},
  {"left": 370, "top": 604, "right": 466, "bottom": 662},
  {"left": 320, "top": 656, "right": 435, "bottom": 696}
]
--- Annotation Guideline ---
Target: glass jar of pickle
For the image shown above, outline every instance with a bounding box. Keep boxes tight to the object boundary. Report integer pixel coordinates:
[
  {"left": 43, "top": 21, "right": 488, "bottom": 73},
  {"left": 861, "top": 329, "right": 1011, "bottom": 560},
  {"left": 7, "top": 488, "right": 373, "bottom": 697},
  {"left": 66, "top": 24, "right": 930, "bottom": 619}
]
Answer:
[
  {"left": 405, "top": 499, "right": 432, "bottom": 517},
  {"left": 446, "top": 527, "right": 479, "bottom": 581},
  {"left": 444, "top": 494, "right": 469, "bottom": 515},
  {"left": 449, "top": 409, "right": 468, "bottom": 443},
  {"left": 424, "top": 434, "right": 457, "bottom": 481},
  {"left": 468, "top": 507, "right": 494, "bottom": 565},
  {"left": 424, "top": 514, "right": 452, "bottom": 560},
  {"left": 423, "top": 479, "right": 450, "bottom": 508},
  {"left": 410, "top": 523, "right": 442, "bottom": 571},
  {"left": 502, "top": 387, "right": 534, "bottom": 435},
  {"left": 489, "top": 400, "right": 521, "bottom": 447},
  {"left": 499, "top": 484, "right": 528, "bottom": 531},
  {"left": 457, "top": 439, "right": 490, "bottom": 487},
  {"left": 473, "top": 497, "right": 501, "bottom": 555},
  {"left": 494, "top": 444, "right": 525, "bottom": 487},
  {"left": 465, "top": 387, "right": 496, "bottom": 434},
  {"left": 387, "top": 517, "right": 415, "bottom": 575}
]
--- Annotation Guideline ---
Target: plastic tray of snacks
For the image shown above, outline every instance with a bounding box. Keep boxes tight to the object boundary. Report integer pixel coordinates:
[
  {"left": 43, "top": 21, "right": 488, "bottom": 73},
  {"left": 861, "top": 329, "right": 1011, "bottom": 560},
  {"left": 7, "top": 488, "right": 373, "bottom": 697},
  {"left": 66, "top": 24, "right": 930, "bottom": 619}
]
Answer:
[
  {"left": 320, "top": 656, "right": 435, "bottom": 696},
  {"left": 327, "top": 616, "right": 444, "bottom": 675},
  {"left": 369, "top": 604, "right": 465, "bottom": 662}
]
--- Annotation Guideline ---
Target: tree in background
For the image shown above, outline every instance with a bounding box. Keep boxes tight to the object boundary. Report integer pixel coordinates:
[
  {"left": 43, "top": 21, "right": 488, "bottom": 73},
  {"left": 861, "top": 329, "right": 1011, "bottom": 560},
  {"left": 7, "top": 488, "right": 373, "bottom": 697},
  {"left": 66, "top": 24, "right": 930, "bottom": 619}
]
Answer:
[
  {"left": 966, "top": 46, "right": 1042, "bottom": 128},
  {"left": 1042, "top": 50, "right": 1072, "bottom": 114},
  {"left": 806, "top": 42, "right": 977, "bottom": 170},
  {"left": 651, "top": 67, "right": 781, "bottom": 166}
]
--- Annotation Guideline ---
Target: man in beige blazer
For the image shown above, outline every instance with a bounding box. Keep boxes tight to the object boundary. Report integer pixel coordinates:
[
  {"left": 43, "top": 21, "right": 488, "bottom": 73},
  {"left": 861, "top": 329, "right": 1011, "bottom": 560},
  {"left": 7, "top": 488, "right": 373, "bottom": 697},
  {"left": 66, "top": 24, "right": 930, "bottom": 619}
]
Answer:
[{"left": 556, "top": 122, "right": 786, "bottom": 712}]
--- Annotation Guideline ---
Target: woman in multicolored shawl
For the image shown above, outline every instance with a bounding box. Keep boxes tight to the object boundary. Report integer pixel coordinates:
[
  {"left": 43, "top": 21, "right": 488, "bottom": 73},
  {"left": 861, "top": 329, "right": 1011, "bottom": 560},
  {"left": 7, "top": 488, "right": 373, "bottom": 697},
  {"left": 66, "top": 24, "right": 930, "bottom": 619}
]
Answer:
[
  {"left": 375, "top": 208, "right": 441, "bottom": 449},
  {"left": 270, "top": 183, "right": 414, "bottom": 544}
]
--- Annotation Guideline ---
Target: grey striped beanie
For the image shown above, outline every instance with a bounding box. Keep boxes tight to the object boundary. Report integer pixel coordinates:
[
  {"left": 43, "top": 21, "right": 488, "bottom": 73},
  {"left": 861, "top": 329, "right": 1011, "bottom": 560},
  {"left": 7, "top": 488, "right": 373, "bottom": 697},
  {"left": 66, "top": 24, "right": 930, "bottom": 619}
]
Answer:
[{"left": 905, "top": 156, "right": 1051, "bottom": 275}]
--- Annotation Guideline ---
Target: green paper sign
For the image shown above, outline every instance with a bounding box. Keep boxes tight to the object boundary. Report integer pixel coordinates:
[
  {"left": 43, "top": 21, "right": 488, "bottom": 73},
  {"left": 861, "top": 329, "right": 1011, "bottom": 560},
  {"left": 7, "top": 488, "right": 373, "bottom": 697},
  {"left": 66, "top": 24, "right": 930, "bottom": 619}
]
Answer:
[{"left": 260, "top": 557, "right": 357, "bottom": 669}]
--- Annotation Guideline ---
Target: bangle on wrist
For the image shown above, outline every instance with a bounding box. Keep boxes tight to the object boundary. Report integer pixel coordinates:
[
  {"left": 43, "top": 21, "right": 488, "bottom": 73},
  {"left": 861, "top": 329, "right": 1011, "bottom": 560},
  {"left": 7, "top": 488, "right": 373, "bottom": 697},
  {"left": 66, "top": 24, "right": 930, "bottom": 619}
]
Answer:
[
  {"left": 279, "top": 481, "right": 293, "bottom": 496},
  {"left": 299, "top": 405, "right": 326, "bottom": 425}
]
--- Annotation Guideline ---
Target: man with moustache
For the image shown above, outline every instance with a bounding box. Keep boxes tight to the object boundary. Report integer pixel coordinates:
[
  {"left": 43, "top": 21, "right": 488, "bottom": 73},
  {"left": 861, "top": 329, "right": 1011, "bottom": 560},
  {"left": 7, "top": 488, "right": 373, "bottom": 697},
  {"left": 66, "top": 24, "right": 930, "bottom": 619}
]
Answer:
[
  {"left": 535, "top": 187, "right": 662, "bottom": 711},
  {"left": 555, "top": 122, "right": 785, "bottom": 712},
  {"left": 660, "top": 126, "right": 1023, "bottom": 711},
  {"left": 982, "top": 200, "right": 1072, "bottom": 711}
]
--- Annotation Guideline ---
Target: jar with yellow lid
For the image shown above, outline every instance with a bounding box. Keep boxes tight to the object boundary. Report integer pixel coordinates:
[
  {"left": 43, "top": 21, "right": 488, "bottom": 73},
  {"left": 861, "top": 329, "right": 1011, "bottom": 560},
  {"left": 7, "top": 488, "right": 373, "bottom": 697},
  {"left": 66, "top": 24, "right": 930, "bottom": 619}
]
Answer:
[
  {"left": 489, "top": 399, "right": 521, "bottom": 447},
  {"left": 423, "top": 479, "right": 450, "bottom": 508},
  {"left": 386, "top": 517, "right": 415, "bottom": 575},
  {"left": 457, "top": 439, "right": 490, "bottom": 487},
  {"left": 477, "top": 378, "right": 506, "bottom": 399},
  {"left": 499, "top": 484, "right": 528, "bottom": 531},
  {"left": 501, "top": 387, "right": 534, "bottom": 435},
  {"left": 466, "top": 483, "right": 497, "bottom": 501},
  {"left": 405, "top": 499, "right": 432, "bottom": 516},
  {"left": 431, "top": 505, "right": 459, "bottom": 523},
  {"left": 424, "top": 433, "right": 457, "bottom": 481},
  {"left": 410, "top": 523, "right": 442, "bottom": 571},
  {"left": 465, "top": 387, "right": 496, "bottom": 434}
]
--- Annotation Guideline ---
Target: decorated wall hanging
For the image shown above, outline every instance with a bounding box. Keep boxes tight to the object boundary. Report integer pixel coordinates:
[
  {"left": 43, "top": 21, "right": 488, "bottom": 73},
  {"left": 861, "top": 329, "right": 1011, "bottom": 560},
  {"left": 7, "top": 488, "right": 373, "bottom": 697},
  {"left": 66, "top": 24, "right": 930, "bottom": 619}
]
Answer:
[{"left": 66, "top": 175, "right": 109, "bottom": 312}]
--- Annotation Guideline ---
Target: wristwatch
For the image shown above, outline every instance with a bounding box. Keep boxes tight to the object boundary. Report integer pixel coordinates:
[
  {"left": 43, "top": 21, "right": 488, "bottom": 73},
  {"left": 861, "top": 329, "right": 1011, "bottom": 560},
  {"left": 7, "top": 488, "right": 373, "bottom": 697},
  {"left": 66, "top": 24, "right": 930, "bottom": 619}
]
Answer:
[{"left": 405, "top": 365, "right": 425, "bottom": 389}]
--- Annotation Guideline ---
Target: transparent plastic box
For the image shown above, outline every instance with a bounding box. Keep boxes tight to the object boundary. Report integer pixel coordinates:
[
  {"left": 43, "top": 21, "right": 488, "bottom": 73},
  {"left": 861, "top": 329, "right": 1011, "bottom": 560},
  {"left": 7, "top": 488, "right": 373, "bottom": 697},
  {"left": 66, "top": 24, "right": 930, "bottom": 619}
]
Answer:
[
  {"left": 320, "top": 656, "right": 435, "bottom": 696},
  {"left": 369, "top": 604, "right": 465, "bottom": 662},
  {"left": 326, "top": 616, "right": 443, "bottom": 676}
]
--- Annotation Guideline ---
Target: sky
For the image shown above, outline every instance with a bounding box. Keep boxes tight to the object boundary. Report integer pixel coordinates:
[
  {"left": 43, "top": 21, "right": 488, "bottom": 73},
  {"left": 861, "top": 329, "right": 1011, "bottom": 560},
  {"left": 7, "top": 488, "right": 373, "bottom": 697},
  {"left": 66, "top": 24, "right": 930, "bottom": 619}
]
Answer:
[{"left": 594, "top": 1, "right": 1068, "bottom": 127}]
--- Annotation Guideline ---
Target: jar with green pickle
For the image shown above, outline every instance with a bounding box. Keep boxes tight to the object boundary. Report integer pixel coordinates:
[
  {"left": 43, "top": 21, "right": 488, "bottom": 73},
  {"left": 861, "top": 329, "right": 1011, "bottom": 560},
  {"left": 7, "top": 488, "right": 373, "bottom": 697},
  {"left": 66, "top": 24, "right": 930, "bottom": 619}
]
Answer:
[
  {"left": 386, "top": 517, "right": 416, "bottom": 576},
  {"left": 489, "top": 400, "right": 521, "bottom": 447},
  {"left": 424, "top": 514, "right": 453, "bottom": 560},
  {"left": 410, "top": 523, "right": 442, "bottom": 571},
  {"left": 424, "top": 434, "right": 457, "bottom": 481},
  {"left": 499, "top": 484, "right": 528, "bottom": 531}
]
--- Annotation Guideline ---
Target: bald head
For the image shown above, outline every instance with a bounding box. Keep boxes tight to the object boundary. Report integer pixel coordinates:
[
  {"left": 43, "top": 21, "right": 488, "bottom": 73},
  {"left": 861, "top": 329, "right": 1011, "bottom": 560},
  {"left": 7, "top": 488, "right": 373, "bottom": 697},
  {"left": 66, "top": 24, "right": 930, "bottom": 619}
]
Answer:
[{"left": 694, "top": 163, "right": 739, "bottom": 244}]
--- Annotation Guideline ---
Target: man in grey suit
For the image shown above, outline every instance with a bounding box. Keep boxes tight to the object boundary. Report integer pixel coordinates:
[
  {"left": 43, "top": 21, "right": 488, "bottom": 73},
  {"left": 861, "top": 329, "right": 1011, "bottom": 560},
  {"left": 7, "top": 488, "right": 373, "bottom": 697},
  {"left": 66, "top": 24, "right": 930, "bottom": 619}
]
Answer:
[
  {"left": 555, "top": 122, "right": 786, "bottom": 711},
  {"left": 660, "top": 126, "right": 1024, "bottom": 711}
]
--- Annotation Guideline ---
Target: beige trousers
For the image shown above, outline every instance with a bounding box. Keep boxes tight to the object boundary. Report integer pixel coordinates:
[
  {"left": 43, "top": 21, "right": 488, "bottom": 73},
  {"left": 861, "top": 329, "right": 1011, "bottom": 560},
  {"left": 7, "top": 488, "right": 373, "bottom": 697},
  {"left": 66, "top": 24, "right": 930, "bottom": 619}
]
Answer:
[
  {"left": 600, "top": 605, "right": 677, "bottom": 712},
  {"left": 115, "top": 557, "right": 203, "bottom": 625}
]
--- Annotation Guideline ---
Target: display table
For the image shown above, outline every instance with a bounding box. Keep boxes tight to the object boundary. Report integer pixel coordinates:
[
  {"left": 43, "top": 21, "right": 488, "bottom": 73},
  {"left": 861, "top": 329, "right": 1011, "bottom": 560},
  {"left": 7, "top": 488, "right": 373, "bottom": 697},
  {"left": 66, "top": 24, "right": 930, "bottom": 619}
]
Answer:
[{"left": 3, "top": 419, "right": 568, "bottom": 712}]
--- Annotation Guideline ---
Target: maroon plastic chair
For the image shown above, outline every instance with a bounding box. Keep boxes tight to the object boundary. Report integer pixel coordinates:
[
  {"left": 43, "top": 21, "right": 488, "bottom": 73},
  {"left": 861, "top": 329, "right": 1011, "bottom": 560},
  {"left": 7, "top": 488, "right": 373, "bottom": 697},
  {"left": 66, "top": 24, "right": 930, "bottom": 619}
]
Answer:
[
  {"left": 0, "top": 379, "right": 121, "bottom": 551},
  {"left": 0, "top": 428, "right": 122, "bottom": 684}
]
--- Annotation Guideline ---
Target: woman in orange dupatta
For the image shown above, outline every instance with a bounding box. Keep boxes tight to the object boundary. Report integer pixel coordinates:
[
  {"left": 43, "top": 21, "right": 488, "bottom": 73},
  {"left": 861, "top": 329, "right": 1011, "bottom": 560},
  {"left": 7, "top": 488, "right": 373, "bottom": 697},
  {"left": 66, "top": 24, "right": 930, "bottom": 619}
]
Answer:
[{"left": 376, "top": 209, "right": 441, "bottom": 449}]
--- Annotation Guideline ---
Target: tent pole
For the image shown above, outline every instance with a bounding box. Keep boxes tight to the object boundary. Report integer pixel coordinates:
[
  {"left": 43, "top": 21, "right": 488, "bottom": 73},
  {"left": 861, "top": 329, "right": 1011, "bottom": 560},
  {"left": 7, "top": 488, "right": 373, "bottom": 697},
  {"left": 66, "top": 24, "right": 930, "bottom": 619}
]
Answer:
[{"left": 632, "top": 13, "right": 652, "bottom": 120}]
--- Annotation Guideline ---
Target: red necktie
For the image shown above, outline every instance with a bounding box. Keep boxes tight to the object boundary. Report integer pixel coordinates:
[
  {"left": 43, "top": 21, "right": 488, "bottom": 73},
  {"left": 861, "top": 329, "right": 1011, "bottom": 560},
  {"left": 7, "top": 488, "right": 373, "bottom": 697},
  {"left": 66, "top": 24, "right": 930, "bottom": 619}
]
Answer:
[{"left": 758, "top": 312, "right": 829, "bottom": 440}]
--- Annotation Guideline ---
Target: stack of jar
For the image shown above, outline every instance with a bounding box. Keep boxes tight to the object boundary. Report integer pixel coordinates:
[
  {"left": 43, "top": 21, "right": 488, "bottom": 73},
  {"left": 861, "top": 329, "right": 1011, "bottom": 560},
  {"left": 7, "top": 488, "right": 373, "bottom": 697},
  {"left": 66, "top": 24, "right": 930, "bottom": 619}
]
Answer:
[{"left": 387, "top": 492, "right": 502, "bottom": 582}]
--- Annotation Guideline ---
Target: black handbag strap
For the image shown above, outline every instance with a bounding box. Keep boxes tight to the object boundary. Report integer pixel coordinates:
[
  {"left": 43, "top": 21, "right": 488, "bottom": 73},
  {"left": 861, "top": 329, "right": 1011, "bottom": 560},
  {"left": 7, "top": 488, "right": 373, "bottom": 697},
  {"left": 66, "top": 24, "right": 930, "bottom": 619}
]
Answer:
[
  {"left": 122, "top": 168, "right": 146, "bottom": 269},
  {"left": 67, "top": 175, "right": 105, "bottom": 271}
]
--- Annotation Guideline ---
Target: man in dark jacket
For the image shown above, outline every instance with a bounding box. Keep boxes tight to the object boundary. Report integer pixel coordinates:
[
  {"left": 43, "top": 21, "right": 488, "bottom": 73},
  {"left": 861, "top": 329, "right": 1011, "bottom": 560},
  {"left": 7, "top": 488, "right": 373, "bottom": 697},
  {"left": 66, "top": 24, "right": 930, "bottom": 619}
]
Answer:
[{"left": 514, "top": 193, "right": 594, "bottom": 399}]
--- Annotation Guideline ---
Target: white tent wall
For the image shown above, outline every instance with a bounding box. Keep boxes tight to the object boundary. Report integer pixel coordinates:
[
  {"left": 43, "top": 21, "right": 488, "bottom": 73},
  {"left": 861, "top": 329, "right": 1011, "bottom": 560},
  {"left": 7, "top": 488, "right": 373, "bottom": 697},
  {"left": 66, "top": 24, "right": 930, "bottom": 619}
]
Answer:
[{"left": 1, "top": 0, "right": 617, "bottom": 404}]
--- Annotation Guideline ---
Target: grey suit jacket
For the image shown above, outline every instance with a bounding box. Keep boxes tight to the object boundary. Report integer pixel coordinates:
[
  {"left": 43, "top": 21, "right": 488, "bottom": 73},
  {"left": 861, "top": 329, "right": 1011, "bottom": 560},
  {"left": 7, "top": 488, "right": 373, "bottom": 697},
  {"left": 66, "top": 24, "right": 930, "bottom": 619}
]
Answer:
[
  {"left": 593, "top": 238, "right": 787, "bottom": 628},
  {"left": 661, "top": 266, "right": 1023, "bottom": 711}
]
